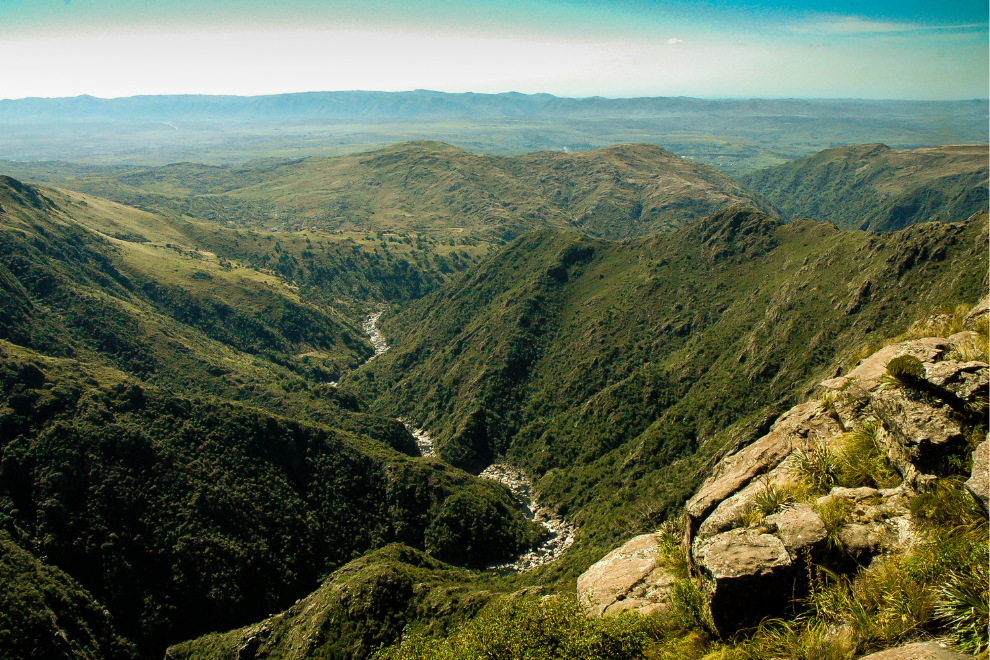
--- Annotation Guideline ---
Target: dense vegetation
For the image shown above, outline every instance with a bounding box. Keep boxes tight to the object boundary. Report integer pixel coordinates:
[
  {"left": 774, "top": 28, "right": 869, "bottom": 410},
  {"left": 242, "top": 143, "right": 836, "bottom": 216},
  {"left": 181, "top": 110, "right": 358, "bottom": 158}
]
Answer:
[
  {"left": 347, "top": 208, "right": 989, "bottom": 559},
  {"left": 741, "top": 144, "right": 989, "bottom": 231},
  {"left": 0, "top": 531, "right": 136, "bottom": 660},
  {"left": 0, "top": 176, "right": 541, "bottom": 657}
]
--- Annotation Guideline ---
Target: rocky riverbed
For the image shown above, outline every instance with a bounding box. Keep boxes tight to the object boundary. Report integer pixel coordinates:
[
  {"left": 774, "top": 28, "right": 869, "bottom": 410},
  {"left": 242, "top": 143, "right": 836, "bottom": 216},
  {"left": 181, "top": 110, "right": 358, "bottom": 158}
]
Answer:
[
  {"left": 398, "top": 419, "right": 435, "bottom": 457},
  {"left": 480, "top": 463, "right": 577, "bottom": 572},
  {"left": 362, "top": 310, "right": 389, "bottom": 360}
]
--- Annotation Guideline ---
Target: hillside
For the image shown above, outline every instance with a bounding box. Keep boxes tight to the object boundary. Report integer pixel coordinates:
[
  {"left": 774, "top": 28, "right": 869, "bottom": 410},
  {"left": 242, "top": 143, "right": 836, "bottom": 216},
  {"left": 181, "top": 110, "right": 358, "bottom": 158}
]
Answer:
[
  {"left": 9, "top": 142, "right": 775, "bottom": 243},
  {"left": 0, "top": 176, "right": 543, "bottom": 656},
  {"left": 345, "top": 208, "right": 989, "bottom": 555},
  {"left": 741, "top": 144, "right": 989, "bottom": 231}
]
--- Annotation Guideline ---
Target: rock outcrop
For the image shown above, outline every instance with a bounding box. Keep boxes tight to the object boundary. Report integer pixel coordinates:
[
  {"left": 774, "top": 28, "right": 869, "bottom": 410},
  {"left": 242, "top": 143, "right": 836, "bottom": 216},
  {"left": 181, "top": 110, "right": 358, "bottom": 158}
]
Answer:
[
  {"left": 692, "top": 528, "right": 793, "bottom": 633},
  {"left": 580, "top": 306, "right": 988, "bottom": 647},
  {"left": 576, "top": 534, "right": 676, "bottom": 616},
  {"left": 965, "top": 439, "right": 988, "bottom": 512}
]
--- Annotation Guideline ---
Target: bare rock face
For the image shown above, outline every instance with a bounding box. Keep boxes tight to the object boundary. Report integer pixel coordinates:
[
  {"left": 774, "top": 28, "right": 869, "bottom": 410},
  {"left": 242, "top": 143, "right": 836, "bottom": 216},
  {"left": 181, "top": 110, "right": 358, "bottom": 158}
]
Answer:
[
  {"left": 965, "top": 439, "right": 988, "bottom": 512},
  {"left": 692, "top": 529, "right": 792, "bottom": 633},
  {"left": 874, "top": 388, "right": 967, "bottom": 479},
  {"left": 856, "top": 641, "right": 975, "bottom": 659},
  {"left": 924, "top": 359, "right": 990, "bottom": 402},
  {"left": 576, "top": 534, "right": 676, "bottom": 617},
  {"left": 764, "top": 503, "right": 827, "bottom": 558},
  {"left": 685, "top": 401, "right": 838, "bottom": 530}
]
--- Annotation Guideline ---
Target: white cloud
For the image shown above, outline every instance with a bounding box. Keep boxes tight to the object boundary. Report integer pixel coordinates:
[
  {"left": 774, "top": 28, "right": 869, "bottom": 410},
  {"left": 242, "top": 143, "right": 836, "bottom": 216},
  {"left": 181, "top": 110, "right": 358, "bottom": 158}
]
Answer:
[{"left": 667, "top": 37, "right": 683, "bottom": 44}]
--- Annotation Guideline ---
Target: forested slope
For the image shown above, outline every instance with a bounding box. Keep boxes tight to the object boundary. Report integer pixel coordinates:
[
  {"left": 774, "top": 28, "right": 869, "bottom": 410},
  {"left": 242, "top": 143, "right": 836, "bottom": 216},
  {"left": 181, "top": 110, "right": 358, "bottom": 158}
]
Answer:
[{"left": 0, "top": 176, "right": 541, "bottom": 657}]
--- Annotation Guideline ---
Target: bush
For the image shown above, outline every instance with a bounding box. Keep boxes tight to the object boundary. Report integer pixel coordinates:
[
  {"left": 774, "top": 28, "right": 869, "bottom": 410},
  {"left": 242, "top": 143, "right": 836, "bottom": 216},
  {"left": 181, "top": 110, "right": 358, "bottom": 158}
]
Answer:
[
  {"left": 836, "top": 421, "right": 900, "bottom": 489},
  {"left": 936, "top": 562, "right": 989, "bottom": 654},
  {"left": 375, "top": 595, "right": 658, "bottom": 660}
]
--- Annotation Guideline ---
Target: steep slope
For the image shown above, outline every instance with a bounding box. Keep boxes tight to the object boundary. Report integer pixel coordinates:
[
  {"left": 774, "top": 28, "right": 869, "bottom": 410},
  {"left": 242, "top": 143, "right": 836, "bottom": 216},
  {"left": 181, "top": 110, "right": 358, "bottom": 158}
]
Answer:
[
  {"left": 346, "top": 209, "right": 989, "bottom": 555},
  {"left": 0, "top": 532, "right": 136, "bottom": 660},
  {"left": 166, "top": 545, "right": 497, "bottom": 660},
  {"left": 14, "top": 142, "right": 776, "bottom": 244},
  {"left": 0, "top": 176, "right": 543, "bottom": 656},
  {"left": 741, "top": 143, "right": 989, "bottom": 231}
]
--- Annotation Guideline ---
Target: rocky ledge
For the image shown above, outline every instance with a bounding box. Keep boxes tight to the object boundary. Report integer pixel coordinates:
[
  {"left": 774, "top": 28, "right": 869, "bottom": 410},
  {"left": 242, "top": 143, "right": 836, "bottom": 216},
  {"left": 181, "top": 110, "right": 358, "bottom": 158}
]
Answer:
[{"left": 577, "top": 311, "right": 988, "bottom": 657}]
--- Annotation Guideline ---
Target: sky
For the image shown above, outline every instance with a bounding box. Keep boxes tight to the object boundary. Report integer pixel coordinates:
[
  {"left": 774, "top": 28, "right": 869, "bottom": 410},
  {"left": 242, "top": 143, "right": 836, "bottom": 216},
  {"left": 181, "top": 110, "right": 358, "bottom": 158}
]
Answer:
[{"left": 0, "top": 0, "right": 986, "bottom": 100}]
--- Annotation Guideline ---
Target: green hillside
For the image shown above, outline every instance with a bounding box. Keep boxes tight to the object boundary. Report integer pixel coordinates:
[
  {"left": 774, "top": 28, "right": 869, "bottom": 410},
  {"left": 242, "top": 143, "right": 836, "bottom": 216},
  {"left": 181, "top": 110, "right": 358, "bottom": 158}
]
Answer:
[
  {"left": 0, "top": 531, "right": 136, "bottom": 660},
  {"left": 0, "top": 176, "right": 542, "bottom": 656},
  {"left": 741, "top": 144, "right": 989, "bottom": 231},
  {"left": 345, "top": 208, "right": 989, "bottom": 552},
  {"left": 8, "top": 142, "right": 776, "bottom": 244}
]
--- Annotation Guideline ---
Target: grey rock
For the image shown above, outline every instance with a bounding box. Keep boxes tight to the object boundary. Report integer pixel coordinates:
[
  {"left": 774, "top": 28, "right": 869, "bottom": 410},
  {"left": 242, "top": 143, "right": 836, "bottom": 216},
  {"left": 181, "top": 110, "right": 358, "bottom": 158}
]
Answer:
[
  {"left": 686, "top": 401, "right": 839, "bottom": 531},
  {"left": 962, "top": 296, "right": 989, "bottom": 328},
  {"left": 965, "top": 439, "right": 988, "bottom": 512},
  {"left": 856, "top": 640, "right": 975, "bottom": 659},
  {"left": 873, "top": 388, "right": 967, "bottom": 480},
  {"left": 924, "top": 359, "right": 989, "bottom": 402},
  {"left": 836, "top": 523, "right": 891, "bottom": 560},
  {"left": 764, "top": 503, "right": 827, "bottom": 557},
  {"left": 693, "top": 528, "right": 792, "bottom": 633},
  {"left": 577, "top": 534, "right": 676, "bottom": 616}
]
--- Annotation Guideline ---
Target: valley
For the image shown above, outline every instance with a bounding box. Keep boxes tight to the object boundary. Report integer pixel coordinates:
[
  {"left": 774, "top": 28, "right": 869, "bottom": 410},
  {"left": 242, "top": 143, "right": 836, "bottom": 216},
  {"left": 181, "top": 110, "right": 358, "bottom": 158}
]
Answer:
[{"left": 0, "top": 133, "right": 987, "bottom": 660}]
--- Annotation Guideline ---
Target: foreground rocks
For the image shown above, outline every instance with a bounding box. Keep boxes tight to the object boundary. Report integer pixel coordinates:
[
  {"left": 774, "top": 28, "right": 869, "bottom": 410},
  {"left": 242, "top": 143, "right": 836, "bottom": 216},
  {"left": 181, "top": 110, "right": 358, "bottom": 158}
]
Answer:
[
  {"left": 581, "top": 317, "right": 989, "bottom": 642},
  {"left": 576, "top": 534, "right": 675, "bottom": 616},
  {"left": 692, "top": 529, "right": 792, "bottom": 632}
]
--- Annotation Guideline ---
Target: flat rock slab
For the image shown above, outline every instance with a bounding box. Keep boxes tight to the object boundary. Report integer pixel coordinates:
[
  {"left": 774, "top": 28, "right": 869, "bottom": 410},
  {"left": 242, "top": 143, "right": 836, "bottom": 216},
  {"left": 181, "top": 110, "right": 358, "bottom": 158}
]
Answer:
[
  {"left": 686, "top": 401, "right": 825, "bottom": 524},
  {"left": 577, "top": 533, "right": 675, "bottom": 616},
  {"left": 827, "top": 337, "right": 953, "bottom": 391},
  {"left": 765, "top": 503, "right": 827, "bottom": 556},
  {"left": 857, "top": 641, "right": 974, "bottom": 660}
]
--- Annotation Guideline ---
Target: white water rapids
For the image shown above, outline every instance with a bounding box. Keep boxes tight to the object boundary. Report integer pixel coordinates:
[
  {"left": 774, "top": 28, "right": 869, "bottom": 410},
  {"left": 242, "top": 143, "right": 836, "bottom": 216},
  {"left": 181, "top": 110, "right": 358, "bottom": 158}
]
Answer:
[{"left": 359, "top": 311, "right": 576, "bottom": 572}]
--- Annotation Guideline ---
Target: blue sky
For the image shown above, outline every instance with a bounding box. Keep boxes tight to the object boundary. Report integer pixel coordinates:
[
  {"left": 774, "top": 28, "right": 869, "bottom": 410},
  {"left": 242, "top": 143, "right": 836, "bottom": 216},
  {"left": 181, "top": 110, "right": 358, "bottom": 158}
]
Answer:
[{"left": 0, "top": 0, "right": 986, "bottom": 99}]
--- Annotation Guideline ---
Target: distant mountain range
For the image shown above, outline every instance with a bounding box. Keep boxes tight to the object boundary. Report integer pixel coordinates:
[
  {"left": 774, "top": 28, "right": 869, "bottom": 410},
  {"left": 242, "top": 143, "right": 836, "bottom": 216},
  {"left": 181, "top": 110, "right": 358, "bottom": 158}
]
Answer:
[{"left": 3, "top": 90, "right": 987, "bottom": 124}]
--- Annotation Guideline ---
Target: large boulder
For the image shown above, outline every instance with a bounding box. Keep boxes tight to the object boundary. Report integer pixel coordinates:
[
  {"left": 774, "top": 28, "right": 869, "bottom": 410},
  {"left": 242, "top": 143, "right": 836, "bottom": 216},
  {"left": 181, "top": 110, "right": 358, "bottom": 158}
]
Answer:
[
  {"left": 873, "top": 387, "right": 967, "bottom": 479},
  {"left": 576, "top": 534, "right": 676, "bottom": 616},
  {"left": 763, "top": 503, "right": 827, "bottom": 558},
  {"left": 692, "top": 528, "right": 792, "bottom": 634},
  {"left": 965, "top": 439, "right": 988, "bottom": 512},
  {"left": 856, "top": 641, "right": 975, "bottom": 659}
]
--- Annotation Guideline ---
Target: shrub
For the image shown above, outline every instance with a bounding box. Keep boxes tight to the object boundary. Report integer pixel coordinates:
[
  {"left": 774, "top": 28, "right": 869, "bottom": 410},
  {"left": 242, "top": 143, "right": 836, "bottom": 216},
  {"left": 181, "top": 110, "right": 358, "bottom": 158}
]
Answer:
[
  {"left": 936, "top": 562, "right": 989, "bottom": 654},
  {"left": 795, "top": 443, "right": 841, "bottom": 494},
  {"left": 836, "top": 421, "right": 900, "bottom": 489},
  {"left": 741, "top": 477, "right": 801, "bottom": 527},
  {"left": 656, "top": 520, "right": 689, "bottom": 579},
  {"left": 812, "top": 497, "right": 851, "bottom": 549},
  {"left": 374, "top": 595, "right": 658, "bottom": 660},
  {"left": 879, "top": 355, "right": 924, "bottom": 391}
]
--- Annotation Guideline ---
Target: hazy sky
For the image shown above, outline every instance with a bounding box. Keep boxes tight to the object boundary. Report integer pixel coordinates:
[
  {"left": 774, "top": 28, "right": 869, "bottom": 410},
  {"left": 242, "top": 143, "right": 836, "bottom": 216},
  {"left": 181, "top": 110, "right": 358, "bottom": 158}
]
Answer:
[{"left": 1, "top": 0, "right": 986, "bottom": 100}]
